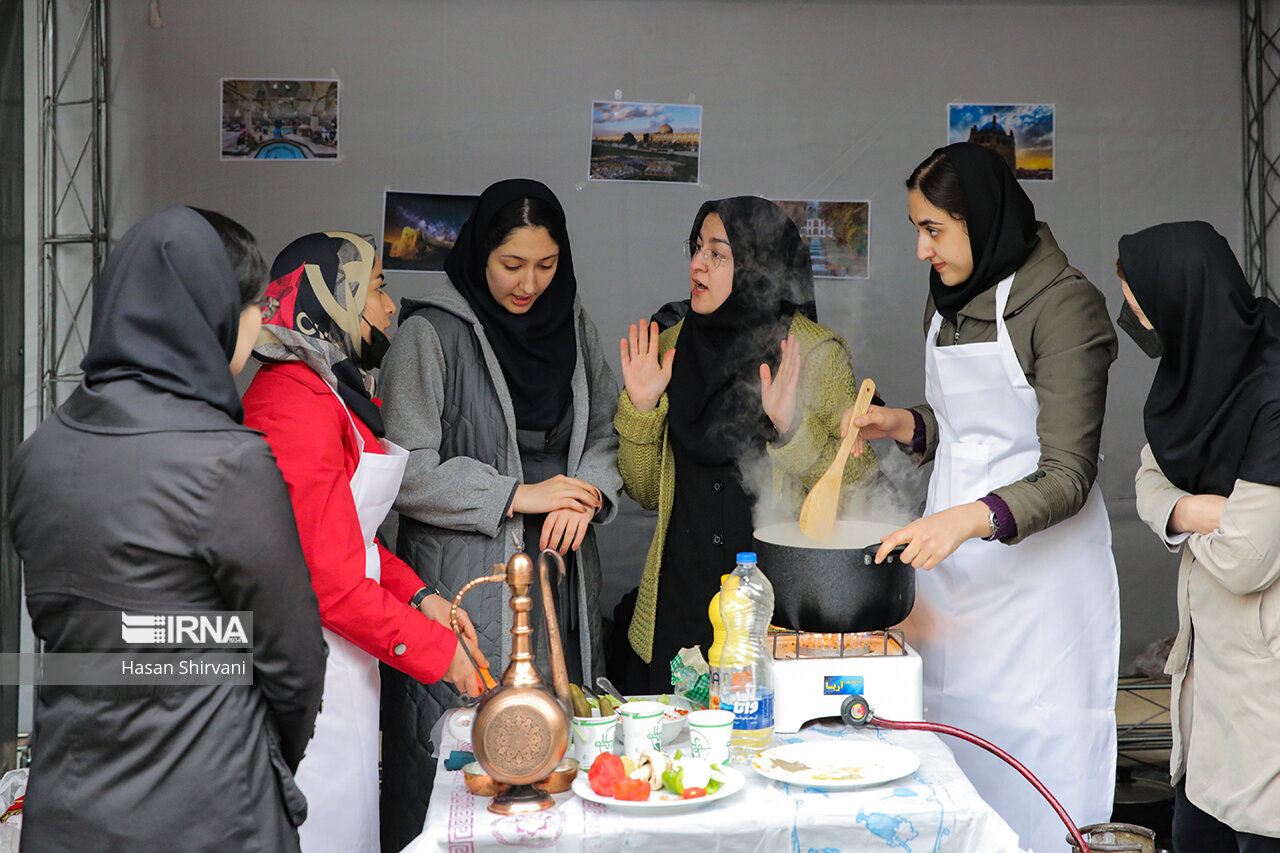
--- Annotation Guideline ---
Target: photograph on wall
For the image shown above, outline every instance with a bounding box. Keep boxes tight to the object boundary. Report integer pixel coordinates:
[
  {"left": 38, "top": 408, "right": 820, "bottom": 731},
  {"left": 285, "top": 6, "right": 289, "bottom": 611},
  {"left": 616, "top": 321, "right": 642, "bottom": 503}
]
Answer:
[
  {"left": 221, "top": 79, "right": 339, "bottom": 160},
  {"left": 589, "top": 101, "right": 702, "bottom": 184},
  {"left": 381, "top": 191, "right": 477, "bottom": 273},
  {"left": 947, "top": 103, "right": 1054, "bottom": 181},
  {"left": 772, "top": 199, "right": 870, "bottom": 279}
]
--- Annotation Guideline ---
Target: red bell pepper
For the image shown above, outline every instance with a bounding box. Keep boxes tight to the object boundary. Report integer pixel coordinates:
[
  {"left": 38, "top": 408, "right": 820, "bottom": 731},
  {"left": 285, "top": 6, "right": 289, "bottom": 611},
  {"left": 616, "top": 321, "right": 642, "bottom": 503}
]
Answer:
[
  {"left": 612, "top": 777, "right": 651, "bottom": 801},
  {"left": 680, "top": 786, "right": 707, "bottom": 799}
]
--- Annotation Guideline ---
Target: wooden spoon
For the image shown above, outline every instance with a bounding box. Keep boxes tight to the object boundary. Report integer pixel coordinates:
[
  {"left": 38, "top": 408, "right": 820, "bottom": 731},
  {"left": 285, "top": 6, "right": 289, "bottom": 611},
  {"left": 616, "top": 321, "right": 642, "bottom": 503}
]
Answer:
[{"left": 797, "top": 377, "right": 877, "bottom": 544}]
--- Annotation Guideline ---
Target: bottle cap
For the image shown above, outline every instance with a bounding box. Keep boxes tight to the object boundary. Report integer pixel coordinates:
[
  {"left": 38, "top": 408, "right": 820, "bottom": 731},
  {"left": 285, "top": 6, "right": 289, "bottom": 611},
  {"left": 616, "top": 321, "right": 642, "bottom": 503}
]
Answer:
[{"left": 736, "top": 552, "right": 757, "bottom": 564}]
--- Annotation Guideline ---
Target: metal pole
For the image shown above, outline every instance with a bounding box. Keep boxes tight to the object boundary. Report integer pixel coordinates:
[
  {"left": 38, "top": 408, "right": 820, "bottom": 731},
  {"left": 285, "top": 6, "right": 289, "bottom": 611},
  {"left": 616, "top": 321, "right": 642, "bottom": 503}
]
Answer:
[
  {"left": 1242, "top": 0, "right": 1280, "bottom": 300},
  {"left": 37, "top": 0, "right": 107, "bottom": 419}
]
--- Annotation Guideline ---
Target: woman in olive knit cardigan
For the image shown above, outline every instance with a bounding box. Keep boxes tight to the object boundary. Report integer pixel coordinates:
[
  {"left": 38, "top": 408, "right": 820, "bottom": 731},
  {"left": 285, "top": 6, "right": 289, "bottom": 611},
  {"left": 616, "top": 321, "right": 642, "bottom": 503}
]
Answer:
[{"left": 616, "top": 196, "right": 878, "bottom": 692}]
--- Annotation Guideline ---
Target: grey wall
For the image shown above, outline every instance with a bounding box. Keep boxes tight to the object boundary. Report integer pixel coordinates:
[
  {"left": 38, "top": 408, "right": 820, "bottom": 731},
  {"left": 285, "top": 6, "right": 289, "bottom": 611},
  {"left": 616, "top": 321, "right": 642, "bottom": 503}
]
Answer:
[{"left": 95, "top": 0, "right": 1242, "bottom": 670}]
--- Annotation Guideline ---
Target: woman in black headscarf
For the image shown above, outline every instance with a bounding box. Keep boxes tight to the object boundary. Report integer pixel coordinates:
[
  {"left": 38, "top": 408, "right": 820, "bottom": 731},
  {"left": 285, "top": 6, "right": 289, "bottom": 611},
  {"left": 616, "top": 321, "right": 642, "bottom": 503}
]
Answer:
[
  {"left": 1123, "top": 221, "right": 1280, "bottom": 851},
  {"left": 7, "top": 206, "right": 326, "bottom": 852},
  {"left": 847, "top": 143, "right": 1121, "bottom": 851},
  {"left": 377, "top": 179, "right": 621, "bottom": 849},
  {"left": 617, "top": 196, "right": 878, "bottom": 693}
]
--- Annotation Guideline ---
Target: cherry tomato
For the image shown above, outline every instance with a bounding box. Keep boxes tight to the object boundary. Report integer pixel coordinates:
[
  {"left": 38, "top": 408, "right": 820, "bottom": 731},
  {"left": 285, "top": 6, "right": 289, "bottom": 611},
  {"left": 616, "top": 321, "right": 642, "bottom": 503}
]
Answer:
[
  {"left": 613, "top": 778, "right": 651, "bottom": 801},
  {"left": 681, "top": 786, "right": 708, "bottom": 799}
]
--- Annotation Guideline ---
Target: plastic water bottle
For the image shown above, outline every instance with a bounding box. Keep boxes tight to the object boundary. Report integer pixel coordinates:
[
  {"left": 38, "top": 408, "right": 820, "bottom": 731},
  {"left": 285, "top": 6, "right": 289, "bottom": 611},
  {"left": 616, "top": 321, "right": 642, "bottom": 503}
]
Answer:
[
  {"left": 718, "top": 552, "right": 775, "bottom": 763},
  {"left": 706, "top": 573, "right": 734, "bottom": 710}
]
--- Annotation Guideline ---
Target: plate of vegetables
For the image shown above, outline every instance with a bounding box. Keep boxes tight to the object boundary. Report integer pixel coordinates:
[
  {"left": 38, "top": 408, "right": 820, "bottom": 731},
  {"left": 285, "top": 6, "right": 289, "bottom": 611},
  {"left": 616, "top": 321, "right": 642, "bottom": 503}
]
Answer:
[{"left": 573, "top": 750, "right": 745, "bottom": 813}]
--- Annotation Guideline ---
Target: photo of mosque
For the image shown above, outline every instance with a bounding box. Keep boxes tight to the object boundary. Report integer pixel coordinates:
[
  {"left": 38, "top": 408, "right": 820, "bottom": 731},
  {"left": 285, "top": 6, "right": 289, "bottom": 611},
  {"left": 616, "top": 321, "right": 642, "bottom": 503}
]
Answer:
[
  {"left": 220, "top": 79, "right": 339, "bottom": 161},
  {"left": 773, "top": 199, "right": 870, "bottom": 279},
  {"left": 589, "top": 101, "right": 701, "bottom": 184},
  {"left": 947, "top": 103, "right": 1055, "bottom": 181}
]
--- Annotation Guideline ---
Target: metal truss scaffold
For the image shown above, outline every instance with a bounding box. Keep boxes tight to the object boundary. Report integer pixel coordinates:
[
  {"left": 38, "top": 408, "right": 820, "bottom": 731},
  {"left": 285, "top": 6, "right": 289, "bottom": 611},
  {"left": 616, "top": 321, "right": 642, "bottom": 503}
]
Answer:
[
  {"left": 38, "top": 0, "right": 108, "bottom": 419},
  {"left": 1243, "top": 0, "right": 1280, "bottom": 301}
]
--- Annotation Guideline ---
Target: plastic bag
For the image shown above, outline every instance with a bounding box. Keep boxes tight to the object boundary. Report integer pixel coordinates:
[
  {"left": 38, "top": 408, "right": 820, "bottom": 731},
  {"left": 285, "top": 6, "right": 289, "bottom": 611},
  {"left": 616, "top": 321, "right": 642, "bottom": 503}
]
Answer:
[
  {"left": 670, "top": 646, "right": 710, "bottom": 709},
  {"left": 0, "top": 767, "right": 27, "bottom": 853}
]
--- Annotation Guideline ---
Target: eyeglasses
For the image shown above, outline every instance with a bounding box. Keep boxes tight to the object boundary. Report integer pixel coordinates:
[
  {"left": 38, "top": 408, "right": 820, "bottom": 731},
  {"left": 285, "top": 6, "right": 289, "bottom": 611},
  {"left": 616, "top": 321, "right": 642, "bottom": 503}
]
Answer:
[{"left": 683, "top": 238, "right": 731, "bottom": 269}]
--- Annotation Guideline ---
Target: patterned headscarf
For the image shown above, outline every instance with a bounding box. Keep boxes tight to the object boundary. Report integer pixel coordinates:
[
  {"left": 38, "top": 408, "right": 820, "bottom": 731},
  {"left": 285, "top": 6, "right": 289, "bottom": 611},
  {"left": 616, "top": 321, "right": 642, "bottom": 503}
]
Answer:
[{"left": 254, "top": 231, "right": 385, "bottom": 435}]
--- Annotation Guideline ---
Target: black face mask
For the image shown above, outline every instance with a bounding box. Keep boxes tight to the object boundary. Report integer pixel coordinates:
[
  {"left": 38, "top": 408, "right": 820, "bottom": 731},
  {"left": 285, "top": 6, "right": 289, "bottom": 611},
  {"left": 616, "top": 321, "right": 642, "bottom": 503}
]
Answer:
[
  {"left": 358, "top": 321, "right": 391, "bottom": 370},
  {"left": 1117, "top": 301, "right": 1163, "bottom": 359}
]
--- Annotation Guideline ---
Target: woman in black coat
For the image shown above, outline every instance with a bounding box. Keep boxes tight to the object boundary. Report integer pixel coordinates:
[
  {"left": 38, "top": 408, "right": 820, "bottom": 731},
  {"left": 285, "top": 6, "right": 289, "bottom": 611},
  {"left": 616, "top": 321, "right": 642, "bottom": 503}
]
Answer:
[{"left": 7, "top": 206, "right": 327, "bottom": 852}]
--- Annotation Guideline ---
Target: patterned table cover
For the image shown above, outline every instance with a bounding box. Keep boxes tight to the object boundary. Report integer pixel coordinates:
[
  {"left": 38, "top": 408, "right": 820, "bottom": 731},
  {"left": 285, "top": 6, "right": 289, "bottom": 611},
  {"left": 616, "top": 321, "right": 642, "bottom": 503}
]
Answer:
[{"left": 407, "top": 712, "right": 1029, "bottom": 853}]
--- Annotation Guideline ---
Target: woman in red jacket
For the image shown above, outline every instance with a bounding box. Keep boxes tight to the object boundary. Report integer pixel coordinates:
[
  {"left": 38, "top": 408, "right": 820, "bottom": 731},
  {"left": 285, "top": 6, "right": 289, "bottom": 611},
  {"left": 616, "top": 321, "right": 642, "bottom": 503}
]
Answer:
[{"left": 242, "top": 231, "right": 486, "bottom": 853}]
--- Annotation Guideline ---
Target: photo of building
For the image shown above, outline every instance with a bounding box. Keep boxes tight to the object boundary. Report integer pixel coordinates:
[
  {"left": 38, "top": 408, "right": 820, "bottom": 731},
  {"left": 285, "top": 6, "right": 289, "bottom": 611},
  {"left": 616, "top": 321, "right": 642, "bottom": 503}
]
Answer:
[
  {"left": 381, "top": 191, "right": 477, "bottom": 273},
  {"left": 947, "top": 103, "right": 1054, "bottom": 180},
  {"left": 589, "top": 101, "right": 701, "bottom": 183},
  {"left": 773, "top": 199, "right": 870, "bottom": 279},
  {"left": 220, "top": 79, "right": 339, "bottom": 161}
]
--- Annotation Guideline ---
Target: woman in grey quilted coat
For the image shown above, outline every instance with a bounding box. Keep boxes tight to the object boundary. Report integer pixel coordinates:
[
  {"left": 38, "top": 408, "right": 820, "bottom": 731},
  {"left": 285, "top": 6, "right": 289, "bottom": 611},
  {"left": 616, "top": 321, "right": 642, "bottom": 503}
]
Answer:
[{"left": 378, "top": 179, "right": 620, "bottom": 849}]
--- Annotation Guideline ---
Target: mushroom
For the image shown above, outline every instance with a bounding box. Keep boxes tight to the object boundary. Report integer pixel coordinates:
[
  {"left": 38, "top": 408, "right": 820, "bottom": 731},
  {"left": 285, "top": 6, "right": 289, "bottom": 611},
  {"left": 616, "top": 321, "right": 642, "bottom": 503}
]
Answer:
[
  {"left": 641, "top": 750, "right": 670, "bottom": 790},
  {"left": 627, "top": 759, "right": 651, "bottom": 785},
  {"left": 626, "top": 750, "right": 672, "bottom": 790}
]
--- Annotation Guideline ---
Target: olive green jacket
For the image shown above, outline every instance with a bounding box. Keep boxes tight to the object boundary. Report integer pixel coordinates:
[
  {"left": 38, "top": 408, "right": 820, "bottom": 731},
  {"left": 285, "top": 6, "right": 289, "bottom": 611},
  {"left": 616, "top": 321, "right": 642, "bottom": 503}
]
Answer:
[
  {"left": 911, "top": 222, "right": 1118, "bottom": 544},
  {"left": 618, "top": 313, "right": 878, "bottom": 662}
]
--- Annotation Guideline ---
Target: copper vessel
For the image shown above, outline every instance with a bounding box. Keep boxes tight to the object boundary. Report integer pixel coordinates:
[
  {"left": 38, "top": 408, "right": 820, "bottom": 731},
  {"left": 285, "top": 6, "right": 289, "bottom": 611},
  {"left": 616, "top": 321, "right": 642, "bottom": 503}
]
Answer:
[{"left": 451, "top": 549, "right": 573, "bottom": 814}]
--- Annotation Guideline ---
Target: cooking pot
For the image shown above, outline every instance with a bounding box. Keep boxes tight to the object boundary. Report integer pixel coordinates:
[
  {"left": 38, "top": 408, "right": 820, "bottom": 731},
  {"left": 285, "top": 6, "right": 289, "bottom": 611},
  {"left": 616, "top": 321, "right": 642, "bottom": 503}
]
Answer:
[{"left": 752, "top": 520, "right": 914, "bottom": 633}]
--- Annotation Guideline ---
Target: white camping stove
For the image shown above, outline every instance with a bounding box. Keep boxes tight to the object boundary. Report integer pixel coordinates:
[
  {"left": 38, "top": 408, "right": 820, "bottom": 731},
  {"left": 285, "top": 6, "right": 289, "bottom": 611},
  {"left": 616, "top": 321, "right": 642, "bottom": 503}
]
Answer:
[{"left": 771, "top": 628, "right": 922, "bottom": 733}]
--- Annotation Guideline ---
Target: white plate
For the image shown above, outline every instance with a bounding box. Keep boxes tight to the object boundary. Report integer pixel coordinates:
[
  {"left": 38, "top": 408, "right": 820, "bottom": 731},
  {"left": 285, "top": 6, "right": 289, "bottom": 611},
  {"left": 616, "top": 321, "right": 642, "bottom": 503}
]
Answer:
[
  {"left": 571, "top": 764, "right": 745, "bottom": 813},
  {"left": 751, "top": 741, "right": 919, "bottom": 790}
]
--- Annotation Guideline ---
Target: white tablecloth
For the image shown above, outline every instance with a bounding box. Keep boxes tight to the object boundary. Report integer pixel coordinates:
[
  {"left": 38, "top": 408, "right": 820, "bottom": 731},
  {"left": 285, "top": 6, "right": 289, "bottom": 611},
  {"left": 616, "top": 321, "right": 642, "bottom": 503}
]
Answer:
[{"left": 407, "top": 711, "right": 1029, "bottom": 852}]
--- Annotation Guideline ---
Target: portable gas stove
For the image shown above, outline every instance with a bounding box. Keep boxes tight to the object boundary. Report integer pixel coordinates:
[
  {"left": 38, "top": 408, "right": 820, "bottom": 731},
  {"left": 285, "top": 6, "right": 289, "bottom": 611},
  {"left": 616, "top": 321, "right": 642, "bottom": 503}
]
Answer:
[{"left": 771, "top": 627, "right": 922, "bottom": 733}]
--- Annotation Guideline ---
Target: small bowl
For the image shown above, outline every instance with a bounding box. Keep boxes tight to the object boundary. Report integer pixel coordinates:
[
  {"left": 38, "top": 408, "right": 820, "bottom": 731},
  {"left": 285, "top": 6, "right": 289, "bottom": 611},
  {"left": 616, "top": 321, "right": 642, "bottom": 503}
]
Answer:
[
  {"left": 534, "top": 757, "right": 579, "bottom": 793},
  {"left": 461, "top": 761, "right": 510, "bottom": 797}
]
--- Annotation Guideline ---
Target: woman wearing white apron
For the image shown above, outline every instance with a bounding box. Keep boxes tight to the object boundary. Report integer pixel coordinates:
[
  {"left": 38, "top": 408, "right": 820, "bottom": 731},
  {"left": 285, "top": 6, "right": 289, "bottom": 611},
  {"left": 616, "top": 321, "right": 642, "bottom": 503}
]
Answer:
[
  {"left": 849, "top": 144, "right": 1121, "bottom": 852},
  {"left": 243, "top": 232, "right": 487, "bottom": 852}
]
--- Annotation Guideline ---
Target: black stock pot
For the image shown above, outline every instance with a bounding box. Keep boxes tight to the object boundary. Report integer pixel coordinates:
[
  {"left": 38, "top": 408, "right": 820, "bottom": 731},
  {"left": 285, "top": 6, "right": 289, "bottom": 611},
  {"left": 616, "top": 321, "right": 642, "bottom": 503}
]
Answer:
[{"left": 752, "top": 520, "right": 915, "bottom": 633}]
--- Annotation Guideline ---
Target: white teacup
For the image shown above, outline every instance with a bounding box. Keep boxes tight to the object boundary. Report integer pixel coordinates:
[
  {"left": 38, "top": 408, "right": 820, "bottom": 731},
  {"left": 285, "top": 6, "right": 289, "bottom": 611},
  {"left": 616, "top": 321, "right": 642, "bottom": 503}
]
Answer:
[
  {"left": 617, "top": 701, "right": 666, "bottom": 757},
  {"left": 570, "top": 713, "right": 618, "bottom": 767},
  {"left": 688, "top": 708, "right": 735, "bottom": 764}
]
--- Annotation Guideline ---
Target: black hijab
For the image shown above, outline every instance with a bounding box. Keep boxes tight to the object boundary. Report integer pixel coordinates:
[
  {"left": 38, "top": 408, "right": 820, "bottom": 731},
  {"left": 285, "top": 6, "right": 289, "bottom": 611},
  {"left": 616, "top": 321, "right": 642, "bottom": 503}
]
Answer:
[
  {"left": 667, "top": 196, "right": 817, "bottom": 466},
  {"left": 443, "top": 179, "right": 577, "bottom": 431},
  {"left": 257, "top": 231, "right": 385, "bottom": 436},
  {"left": 925, "top": 142, "right": 1040, "bottom": 323},
  {"left": 80, "top": 205, "right": 246, "bottom": 423},
  {"left": 1120, "top": 220, "right": 1280, "bottom": 495}
]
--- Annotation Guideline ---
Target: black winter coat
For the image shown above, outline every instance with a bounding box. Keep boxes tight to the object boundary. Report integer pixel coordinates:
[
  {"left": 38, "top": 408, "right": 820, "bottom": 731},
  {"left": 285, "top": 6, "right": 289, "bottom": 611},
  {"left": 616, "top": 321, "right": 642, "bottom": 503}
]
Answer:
[{"left": 8, "top": 380, "right": 327, "bottom": 852}]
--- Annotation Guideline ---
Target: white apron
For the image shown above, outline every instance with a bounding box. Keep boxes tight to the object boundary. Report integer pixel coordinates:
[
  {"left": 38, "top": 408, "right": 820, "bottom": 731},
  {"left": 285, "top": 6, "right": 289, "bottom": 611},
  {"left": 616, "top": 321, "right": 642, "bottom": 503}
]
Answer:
[
  {"left": 294, "top": 392, "right": 409, "bottom": 853},
  {"left": 904, "top": 275, "right": 1120, "bottom": 852}
]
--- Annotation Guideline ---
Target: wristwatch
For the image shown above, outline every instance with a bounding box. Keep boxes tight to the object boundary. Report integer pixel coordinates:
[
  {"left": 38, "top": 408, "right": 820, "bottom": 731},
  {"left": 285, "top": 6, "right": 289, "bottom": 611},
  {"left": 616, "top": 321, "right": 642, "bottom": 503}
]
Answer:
[
  {"left": 409, "top": 585, "right": 440, "bottom": 609},
  {"left": 982, "top": 509, "right": 1000, "bottom": 542}
]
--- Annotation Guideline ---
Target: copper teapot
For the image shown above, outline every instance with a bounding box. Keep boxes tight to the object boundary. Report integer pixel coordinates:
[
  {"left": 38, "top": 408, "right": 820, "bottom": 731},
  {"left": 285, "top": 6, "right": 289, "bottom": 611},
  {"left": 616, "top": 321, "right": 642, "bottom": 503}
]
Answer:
[{"left": 450, "top": 549, "right": 572, "bottom": 814}]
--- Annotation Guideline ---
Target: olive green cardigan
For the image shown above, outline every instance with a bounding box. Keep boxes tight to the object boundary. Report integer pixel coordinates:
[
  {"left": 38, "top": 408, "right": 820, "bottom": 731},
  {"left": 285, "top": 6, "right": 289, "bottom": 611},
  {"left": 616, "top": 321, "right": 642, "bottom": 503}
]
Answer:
[{"left": 617, "top": 313, "right": 878, "bottom": 662}]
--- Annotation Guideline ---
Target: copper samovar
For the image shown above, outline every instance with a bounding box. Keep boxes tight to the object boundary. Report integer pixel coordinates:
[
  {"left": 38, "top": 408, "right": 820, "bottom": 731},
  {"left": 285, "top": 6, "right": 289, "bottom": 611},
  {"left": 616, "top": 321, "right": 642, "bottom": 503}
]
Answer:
[{"left": 450, "top": 549, "right": 572, "bottom": 815}]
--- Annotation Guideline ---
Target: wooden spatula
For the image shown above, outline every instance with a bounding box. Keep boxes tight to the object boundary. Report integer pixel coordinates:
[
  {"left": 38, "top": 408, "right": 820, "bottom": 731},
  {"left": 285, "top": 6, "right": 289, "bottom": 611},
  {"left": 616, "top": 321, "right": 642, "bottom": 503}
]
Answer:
[{"left": 797, "top": 377, "right": 877, "bottom": 544}]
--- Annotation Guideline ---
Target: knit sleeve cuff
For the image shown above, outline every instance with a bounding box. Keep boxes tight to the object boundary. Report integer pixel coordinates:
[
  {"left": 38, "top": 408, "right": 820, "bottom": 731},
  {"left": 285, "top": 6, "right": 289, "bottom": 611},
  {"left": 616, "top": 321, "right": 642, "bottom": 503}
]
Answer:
[
  {"left": 616, "top": 390, "right": 669, "bottom": 444},
  {"left": 978, "top": 494, "right": 1018, "bottom": 542},
  {"left": 908, "top": 408, "right": 926, "bottom": 454}
]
